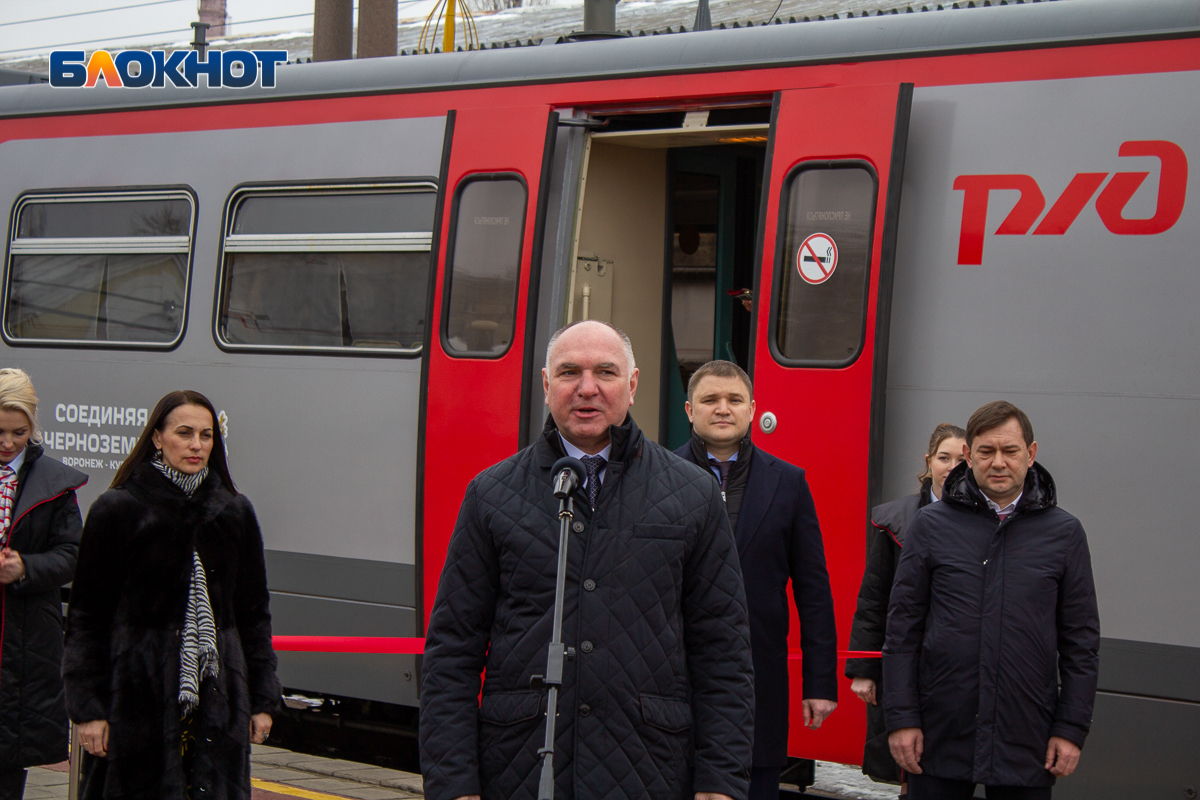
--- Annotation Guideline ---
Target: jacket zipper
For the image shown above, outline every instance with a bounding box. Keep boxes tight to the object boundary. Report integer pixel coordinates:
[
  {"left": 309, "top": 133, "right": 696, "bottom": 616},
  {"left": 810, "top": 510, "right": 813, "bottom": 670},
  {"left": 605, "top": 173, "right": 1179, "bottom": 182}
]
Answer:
[{"left": 0, "top": 480, "right": 87, "bottom": 680}]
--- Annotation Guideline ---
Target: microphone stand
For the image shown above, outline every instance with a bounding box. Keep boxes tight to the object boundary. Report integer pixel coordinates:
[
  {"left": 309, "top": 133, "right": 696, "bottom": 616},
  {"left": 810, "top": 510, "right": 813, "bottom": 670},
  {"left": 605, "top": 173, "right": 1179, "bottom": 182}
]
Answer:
[{"left": 532, "top": 459, "right": 583, "bottom": 800}]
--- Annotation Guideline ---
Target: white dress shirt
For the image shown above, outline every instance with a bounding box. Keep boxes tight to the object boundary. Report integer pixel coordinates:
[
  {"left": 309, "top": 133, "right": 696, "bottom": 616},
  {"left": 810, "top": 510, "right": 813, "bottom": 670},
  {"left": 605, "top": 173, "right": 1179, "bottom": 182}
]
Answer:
[{"left": 985, "top": 492, "right": 1022, "bottom": 519}]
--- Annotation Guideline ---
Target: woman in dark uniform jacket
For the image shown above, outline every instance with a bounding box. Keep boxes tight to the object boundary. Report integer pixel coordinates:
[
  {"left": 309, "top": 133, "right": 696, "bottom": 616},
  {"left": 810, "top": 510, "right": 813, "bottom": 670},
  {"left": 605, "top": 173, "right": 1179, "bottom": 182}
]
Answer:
[
  {"left": 0, "top": 368, "right": 87, "bottom": 799},
  {"left": 845, "top": 423, "right": 966, "bottom": 791}
]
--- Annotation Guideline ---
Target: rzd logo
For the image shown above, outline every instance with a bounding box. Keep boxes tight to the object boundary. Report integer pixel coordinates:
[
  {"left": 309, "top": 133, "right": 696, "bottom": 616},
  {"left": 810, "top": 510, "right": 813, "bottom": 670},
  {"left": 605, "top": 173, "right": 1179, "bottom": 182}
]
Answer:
[
  {"left": 49, "top": 49, "right": 288, "bottom": 89},
  {"left": 954, "top": 140, "right": 1187, "bottom": 265}
]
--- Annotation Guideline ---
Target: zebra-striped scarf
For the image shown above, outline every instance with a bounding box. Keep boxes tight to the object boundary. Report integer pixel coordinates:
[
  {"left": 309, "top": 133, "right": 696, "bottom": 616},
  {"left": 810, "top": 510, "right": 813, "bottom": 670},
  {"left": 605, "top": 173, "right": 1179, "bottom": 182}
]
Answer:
[{"left": 153, "top": 453, "right": 219, "bottom": 715}]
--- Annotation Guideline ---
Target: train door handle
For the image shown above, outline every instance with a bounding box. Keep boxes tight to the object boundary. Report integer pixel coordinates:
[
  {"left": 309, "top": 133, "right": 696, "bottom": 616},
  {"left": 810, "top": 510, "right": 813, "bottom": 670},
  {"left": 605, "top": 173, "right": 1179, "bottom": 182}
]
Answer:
[{"left": 759, "top": 412, "right": 777, "bottom": 434}]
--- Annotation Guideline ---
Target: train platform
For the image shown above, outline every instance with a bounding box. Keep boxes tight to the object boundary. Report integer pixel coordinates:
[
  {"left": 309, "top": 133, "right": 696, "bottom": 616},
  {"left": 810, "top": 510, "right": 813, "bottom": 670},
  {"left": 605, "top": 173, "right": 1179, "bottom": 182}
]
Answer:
[
  {"left": 21, "top": 745, "right": 424, "bottom": 800},
  {"left": 22, "top": 748, "right": 895, "bottom": 800}
]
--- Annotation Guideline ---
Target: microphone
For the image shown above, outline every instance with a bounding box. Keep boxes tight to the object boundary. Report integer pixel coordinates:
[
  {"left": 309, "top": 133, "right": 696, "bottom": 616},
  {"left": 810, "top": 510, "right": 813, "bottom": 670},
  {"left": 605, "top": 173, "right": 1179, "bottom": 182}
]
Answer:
[{"left": 551, "top": 457, "right": 586, "bottom": 500}]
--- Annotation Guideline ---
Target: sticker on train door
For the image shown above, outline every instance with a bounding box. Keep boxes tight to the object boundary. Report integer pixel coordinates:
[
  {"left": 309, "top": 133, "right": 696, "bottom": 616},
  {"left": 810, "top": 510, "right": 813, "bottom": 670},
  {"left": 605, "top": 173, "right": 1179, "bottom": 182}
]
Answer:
[{"left": 797, "top": 232, "right": 838, "bottom": 284}]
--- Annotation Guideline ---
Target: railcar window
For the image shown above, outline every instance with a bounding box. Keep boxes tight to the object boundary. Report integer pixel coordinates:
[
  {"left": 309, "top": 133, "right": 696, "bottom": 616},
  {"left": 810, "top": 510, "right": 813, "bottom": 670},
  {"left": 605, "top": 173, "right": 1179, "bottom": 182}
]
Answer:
[
  {"left": 772, "top": 165, "right": 876, "bottom": 366},
  {"left": 443, "top": 177, "right": 526, "bottom": 357},
  {"left": 233, "top": 193, "right": 436, "bottom": 235},
  {"left": 17, "top": 198, "right": 190, "bottom": 238},
  {"left": 217, "top": 184, "right": 435, "bottom": 354},
  {"left": 4, "top": 193, "right": 193, "bottom": 346}
]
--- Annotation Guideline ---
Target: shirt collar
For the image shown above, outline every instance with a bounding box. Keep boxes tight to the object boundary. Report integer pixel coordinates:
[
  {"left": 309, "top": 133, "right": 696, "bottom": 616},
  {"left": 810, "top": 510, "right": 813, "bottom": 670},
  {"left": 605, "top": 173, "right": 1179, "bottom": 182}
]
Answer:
[
  {"left": 3, "top": 447, "right": 26, "bottom": 476},
  {"left": 707, "top": 450, "right": 738, "bottom": 463},
  {"left": 559, "top": 434, "right": 612, "bottom": 463},
  {"left": 985, "top": 492, "right": 1021, "bottom": 517},
  {"left": 928, "top": 489, "right": 940, "bottom": 504}
]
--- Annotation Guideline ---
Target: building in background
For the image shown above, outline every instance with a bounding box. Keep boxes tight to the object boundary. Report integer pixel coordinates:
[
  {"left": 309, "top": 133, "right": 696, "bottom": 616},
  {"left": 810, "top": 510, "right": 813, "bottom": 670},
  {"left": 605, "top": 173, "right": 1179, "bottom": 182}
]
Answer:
[{"left": 199, "top": 0, "right": 228, "bottom": 38}]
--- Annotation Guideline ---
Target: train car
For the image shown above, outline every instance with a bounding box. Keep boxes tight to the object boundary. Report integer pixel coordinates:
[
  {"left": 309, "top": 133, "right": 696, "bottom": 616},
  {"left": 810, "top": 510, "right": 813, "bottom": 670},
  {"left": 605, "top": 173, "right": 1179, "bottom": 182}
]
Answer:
[{"left": 1, "top": 0, "right": 1197, "bottom": 795}]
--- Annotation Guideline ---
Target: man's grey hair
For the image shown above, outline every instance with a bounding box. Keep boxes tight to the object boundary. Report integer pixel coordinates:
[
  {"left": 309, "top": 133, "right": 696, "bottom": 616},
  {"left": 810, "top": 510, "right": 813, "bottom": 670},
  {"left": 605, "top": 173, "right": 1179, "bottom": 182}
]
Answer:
[{"left": 545, "top": 320, "right": 637, "bottom": 373}]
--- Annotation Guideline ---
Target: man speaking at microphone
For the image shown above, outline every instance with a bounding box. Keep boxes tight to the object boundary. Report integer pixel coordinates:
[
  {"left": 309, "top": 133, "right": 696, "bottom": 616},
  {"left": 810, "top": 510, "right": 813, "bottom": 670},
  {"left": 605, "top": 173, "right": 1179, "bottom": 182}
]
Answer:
[{"left": 420, "top": 320, "right": 755, "bottom": 800}]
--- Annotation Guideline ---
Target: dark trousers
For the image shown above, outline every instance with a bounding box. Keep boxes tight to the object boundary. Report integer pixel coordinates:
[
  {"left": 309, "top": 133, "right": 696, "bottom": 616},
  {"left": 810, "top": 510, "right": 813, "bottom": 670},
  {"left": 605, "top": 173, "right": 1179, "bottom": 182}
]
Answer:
[
  {"left": 748, "top": 767, "right": 781, "bottom": 800},
  {"left": 909, "top": 773, "right": 1052, "bottom": 800},
  {"left": 0, "top": 768, "right": 26, "bottom": 800}
]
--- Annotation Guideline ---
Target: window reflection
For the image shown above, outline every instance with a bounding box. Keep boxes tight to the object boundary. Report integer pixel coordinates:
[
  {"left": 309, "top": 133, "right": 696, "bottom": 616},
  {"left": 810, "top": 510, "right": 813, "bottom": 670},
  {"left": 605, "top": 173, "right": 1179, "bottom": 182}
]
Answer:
[
  {"left": 18, "top": 199, "right": 191, "bottom": 238},
  {"left": 5, "top": 193, "right": 193, "bottom": 346},
  {"left": 774, "top": 166, "right": 875, "bottom": 365},
  {"left": 444, "top": 178, "right": 526, "bottom": 357},
  {"left": 222, "top": 252, "right": 428, "bottom": 349},
  {"left": 217, "top": 185, "right": 435, "bottom": 354}
]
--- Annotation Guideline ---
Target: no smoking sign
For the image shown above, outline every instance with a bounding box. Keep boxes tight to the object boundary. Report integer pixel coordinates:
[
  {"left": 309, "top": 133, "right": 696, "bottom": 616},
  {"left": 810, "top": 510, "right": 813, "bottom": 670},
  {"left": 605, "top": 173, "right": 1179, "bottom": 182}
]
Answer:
[{"left": 796, "top": 233, "right": 838, "bottom": 285}]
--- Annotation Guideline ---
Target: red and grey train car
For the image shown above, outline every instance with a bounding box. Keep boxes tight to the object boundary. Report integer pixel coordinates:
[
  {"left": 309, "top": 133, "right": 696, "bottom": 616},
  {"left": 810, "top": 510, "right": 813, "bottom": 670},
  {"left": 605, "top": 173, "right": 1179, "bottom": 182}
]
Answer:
[{"left": 0, "top": 0, "right": 1197, "bottom": 794}]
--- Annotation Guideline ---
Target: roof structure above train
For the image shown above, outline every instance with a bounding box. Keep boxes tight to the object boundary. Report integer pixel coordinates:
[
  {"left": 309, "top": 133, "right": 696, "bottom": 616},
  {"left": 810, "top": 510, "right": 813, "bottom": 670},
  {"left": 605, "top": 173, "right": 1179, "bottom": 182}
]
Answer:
[{"left": 0, "top": 0, "right": 1197, "bottom": 118}]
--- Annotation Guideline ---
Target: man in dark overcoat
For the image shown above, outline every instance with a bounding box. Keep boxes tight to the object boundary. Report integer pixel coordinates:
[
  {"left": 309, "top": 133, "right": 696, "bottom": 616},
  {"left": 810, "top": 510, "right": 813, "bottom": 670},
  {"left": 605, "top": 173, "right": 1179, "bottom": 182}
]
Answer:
[
  {"left": 673, "top": 360, "right": 838, "bottom": 800},
  {"left": 419, "top": 321, "right": 755, "bottom": 800},
  {"left": 884, "top": 401, "right": 1100, "bottom": 800}
]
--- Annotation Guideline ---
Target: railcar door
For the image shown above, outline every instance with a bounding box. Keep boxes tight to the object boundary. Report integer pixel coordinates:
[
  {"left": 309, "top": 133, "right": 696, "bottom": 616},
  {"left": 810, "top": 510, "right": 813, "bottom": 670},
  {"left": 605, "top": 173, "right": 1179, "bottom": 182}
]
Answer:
[
  {"left": 420, "top": 105, "right": 559, "bottom": 630},
  {"left": 750, "top": 84, "right": 912, "bottom": 765}
]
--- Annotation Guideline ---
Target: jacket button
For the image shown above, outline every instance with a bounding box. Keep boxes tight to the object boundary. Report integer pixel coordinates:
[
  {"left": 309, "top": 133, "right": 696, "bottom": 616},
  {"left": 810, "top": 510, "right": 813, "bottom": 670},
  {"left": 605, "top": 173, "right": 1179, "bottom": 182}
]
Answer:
[
  {"left": 572, "top": 521, "right": 585, "bottom": 533},
  {"left": 579, "top": 704, "right": 591, "bottom": 716},
  {"left": 583, "top": 579, "right": 596, "bottom": 591},
  {"left": 581, "top": 640, "right": 593, "bottom": 653}
]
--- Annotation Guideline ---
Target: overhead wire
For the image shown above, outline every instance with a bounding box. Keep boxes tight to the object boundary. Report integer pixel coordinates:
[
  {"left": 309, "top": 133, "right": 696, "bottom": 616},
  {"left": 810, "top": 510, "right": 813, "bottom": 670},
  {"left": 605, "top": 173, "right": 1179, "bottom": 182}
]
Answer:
[
  {"left": 0, "top": 27, "right": 196, "bottom": 56},
  {"left": 762, "top": 0, "right": 786, "bottom": 24},
  {"left": 0, "top": 0, "right": 188, "bottom": 28},
  {"left": 0, "top": 0, "right": 432, "bottom": 59},
  {"left": 0, "top": 12, "right": 315, "bottom": 57}
]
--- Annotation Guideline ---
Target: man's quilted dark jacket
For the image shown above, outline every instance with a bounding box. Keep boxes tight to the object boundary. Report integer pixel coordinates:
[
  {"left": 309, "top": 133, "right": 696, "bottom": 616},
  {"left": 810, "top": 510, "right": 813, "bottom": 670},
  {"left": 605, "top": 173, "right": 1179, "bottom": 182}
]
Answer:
[{"left": 419, "top": 415, "right": 755, "bottom": 800}]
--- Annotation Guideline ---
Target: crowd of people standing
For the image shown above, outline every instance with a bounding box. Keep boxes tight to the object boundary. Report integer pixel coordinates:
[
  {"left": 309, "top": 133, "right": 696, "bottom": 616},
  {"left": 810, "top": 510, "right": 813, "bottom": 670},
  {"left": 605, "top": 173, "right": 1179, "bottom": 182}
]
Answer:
[
  {"left": 0, "top": 320, "right": 1100, "bottom": 800},
  {"left": 419, "top": 320, "right": 1100, "bottom": 800}
]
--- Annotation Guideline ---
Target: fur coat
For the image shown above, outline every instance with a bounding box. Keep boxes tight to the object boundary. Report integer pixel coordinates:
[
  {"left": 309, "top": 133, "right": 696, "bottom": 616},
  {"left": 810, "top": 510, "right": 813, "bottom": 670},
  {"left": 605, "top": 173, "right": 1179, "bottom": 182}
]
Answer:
[
  {"left": 0, "top": 444, "right": 86, "bottom": 770},
  {"left": 63, "top": 462, "right": 280, "bottom": 799}
]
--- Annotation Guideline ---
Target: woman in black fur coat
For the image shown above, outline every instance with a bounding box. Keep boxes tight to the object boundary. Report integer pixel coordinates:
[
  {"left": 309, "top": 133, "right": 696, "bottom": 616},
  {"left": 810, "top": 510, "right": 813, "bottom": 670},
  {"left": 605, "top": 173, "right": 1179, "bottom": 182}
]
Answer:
[
  {"left": 64, "top": 390, "right": 280, "bottom": 800},
  {"left": 0, "top": 369, "right": 87, "bottom": 799}
]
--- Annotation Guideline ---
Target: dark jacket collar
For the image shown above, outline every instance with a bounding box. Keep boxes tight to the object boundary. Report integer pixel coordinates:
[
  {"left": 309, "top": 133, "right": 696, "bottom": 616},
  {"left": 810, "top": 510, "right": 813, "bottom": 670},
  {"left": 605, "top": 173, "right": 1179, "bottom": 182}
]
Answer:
[
  {"left": 11, "top": 443, "right": 88, "bottom": 523},
  {"left": 869, "top": 480, "right": 932, "bottom": 547},
  {"left": 123, "top": 460, "right": 235, "bottom": 523},
  {"left": 538, "top": 412, "right": 644, "bottom": 467},
  {"left": 687, "top": 430, "right": 754, "bottom": 475},
  {"left": 941, "top": 460, "right": 1057, "bottom": 519},
  {"left": 14, "top": 442, "right": 41, "bottom": 484}
]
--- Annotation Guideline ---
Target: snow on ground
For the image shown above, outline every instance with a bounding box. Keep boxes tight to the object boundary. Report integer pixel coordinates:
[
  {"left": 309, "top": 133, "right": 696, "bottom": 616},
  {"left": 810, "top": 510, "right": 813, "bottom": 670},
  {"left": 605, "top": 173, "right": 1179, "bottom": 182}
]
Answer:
[{"left": 807, "top": 760, "right": 901, "bottom": 800}]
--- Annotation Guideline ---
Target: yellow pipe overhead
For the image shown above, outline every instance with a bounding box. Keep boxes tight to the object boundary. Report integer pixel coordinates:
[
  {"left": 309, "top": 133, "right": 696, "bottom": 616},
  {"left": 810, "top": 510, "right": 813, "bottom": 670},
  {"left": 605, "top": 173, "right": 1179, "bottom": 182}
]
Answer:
[{"left": 443, "top": 0, "right": 457, "bottom": 52}]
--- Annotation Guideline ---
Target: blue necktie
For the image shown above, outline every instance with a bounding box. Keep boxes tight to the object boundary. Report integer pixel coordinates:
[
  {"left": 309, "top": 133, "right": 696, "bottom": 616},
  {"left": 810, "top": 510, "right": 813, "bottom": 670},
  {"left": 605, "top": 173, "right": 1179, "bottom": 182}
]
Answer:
[
  {"left": 707, "top": 457, "right": 733, "bottom": 487},
  {"left": 581, "top": 455, "right": 605, "bottom": 510}
]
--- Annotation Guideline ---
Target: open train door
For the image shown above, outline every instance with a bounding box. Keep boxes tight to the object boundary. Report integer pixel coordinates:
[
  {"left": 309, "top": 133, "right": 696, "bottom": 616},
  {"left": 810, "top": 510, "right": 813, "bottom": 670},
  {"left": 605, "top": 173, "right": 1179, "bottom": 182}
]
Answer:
[
  {"left": 750, "top": 84, "right": 912, "bottom": 766},
  {"left": 419, "top": 105, "right": 559, "bottom": 633}
]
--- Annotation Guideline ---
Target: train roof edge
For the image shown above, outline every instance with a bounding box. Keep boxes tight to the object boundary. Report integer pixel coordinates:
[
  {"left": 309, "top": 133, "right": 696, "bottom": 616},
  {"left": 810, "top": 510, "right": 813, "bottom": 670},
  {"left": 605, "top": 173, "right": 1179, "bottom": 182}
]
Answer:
[{"left": 0, "top": 0, "right": 1197, "bottom": 118}]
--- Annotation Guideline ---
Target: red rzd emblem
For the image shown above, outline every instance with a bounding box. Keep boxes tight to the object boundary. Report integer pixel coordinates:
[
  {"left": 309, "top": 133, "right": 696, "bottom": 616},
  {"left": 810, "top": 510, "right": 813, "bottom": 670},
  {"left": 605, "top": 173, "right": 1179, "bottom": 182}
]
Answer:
[{"left": 953, "top": 140, "right": 1188, "bottom": 265}]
